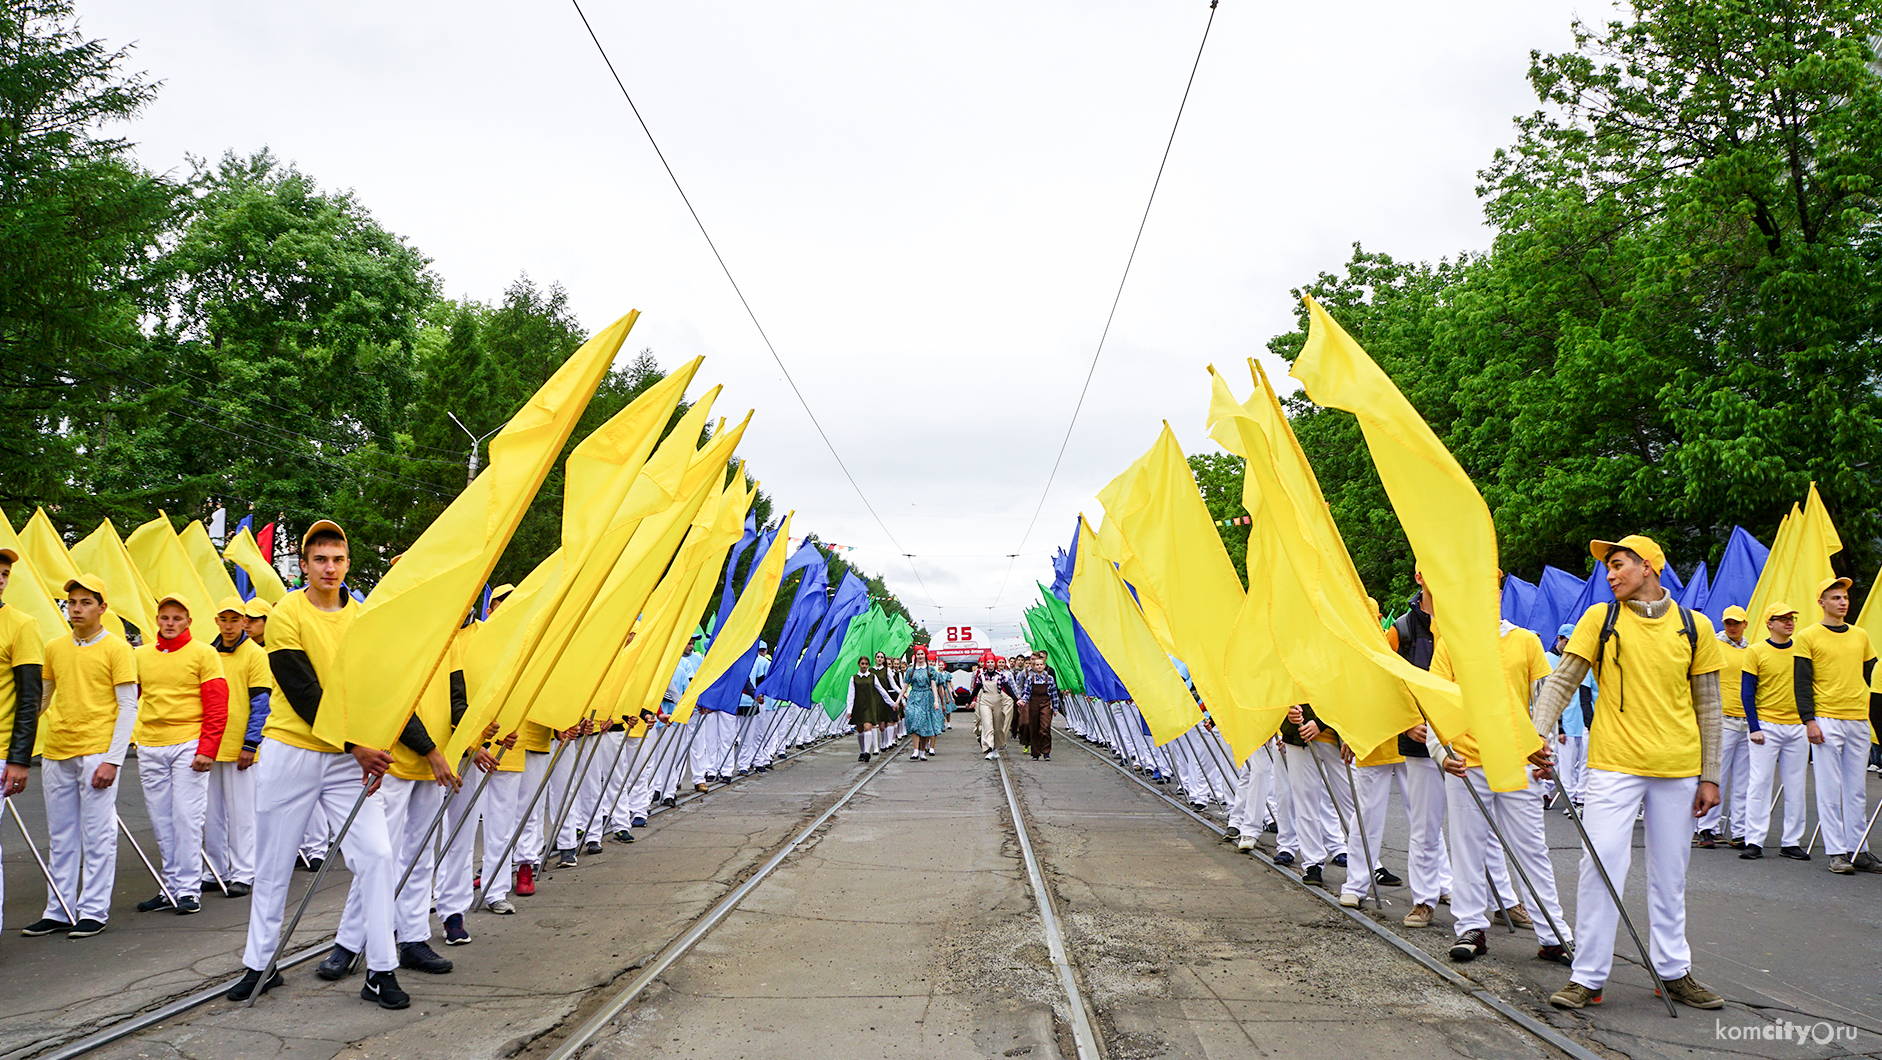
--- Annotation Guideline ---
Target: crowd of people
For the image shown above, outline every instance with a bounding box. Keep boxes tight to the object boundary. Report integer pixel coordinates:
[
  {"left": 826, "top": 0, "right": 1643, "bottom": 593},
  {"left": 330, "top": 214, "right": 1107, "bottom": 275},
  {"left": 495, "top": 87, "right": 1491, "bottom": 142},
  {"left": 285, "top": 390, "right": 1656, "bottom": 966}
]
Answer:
[{"left": 1058, "top": 535, "right": 1881, "bottom": 1014}]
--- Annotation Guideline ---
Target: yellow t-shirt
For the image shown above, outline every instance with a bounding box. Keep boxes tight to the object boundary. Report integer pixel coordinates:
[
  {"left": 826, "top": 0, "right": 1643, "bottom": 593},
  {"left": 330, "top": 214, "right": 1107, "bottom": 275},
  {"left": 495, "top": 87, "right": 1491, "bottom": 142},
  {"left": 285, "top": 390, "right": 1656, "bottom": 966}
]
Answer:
[
  {"left": 214, "top": 637, "right": 272, "bottom": 762},
  {"left": 498, "top": 719, "right": 555, "bottom": 773},
  {"left": 1356, "top": 740, "right": 1405, "bottom": 767},
  {"left": 1430, "top": 626, "right": 1550, "bottom": 768},
  {"left": 262, "top": 589, "right": 356, "bottom": 754},
  {"left": 1716, "top": 636, "right": 1750, "bottom": 719},
  {"left": 1793, "top": 622, "right": 1876, "bottom": 722},
  {"left": 40, "top": 630, "right": 137, "bottom": 760},
  {"left": 133, "top": 637, "right": 224, "bottom": 748},
  {"left": 1744, "top": 639, "right": 1800, "bottom": 727},
  {"left": 0, "top": 605, "right": 46, "bottom": 756},
  {"left": 1565, "top": 601, "right": 1723, "bottom": 778}
]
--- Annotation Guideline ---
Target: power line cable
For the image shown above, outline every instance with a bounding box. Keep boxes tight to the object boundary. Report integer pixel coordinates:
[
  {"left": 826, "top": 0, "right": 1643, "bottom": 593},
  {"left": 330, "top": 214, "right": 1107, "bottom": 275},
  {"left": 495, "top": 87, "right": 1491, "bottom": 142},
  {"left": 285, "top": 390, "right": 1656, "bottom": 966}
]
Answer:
[
  {"left": 567, "top": 0, "right": 935, "bottom": 613},
  {"left": 1002, "top": 0, "right": 1221, "bottom": 601}
]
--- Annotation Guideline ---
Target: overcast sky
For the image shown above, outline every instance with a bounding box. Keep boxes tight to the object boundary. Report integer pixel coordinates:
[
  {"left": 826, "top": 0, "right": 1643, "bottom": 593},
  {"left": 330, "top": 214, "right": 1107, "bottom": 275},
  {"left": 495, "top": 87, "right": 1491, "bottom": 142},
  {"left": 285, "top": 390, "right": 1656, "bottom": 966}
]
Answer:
[{"left": 81, "top": 0, "right": 1596, "bottom": 650}]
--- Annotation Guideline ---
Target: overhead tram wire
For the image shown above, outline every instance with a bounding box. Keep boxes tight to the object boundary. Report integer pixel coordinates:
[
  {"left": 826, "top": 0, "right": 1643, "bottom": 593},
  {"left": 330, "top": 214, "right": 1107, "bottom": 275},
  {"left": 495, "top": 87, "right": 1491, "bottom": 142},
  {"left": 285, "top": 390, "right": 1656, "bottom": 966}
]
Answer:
[
  {"left": 567, "top": 0, "right": 936, "bottom": 611},
  {"left": 999, "top": 0, "right": 1222, "bottom": 605}
]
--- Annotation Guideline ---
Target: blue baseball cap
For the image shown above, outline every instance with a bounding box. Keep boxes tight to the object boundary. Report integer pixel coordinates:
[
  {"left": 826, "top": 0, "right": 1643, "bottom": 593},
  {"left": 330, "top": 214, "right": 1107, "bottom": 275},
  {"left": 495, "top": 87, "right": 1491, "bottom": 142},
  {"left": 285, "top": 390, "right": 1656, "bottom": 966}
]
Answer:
[{"left": 1557, "top": 623, "right": 1576, "bottom": 638}]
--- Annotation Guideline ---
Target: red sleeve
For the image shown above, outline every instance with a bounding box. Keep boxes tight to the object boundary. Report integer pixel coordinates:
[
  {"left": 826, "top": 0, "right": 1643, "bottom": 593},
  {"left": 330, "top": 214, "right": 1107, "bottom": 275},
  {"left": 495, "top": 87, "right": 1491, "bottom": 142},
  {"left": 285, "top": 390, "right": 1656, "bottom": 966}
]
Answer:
[{"left": 197, "top": 676, "right": 229, "bottom": 758}]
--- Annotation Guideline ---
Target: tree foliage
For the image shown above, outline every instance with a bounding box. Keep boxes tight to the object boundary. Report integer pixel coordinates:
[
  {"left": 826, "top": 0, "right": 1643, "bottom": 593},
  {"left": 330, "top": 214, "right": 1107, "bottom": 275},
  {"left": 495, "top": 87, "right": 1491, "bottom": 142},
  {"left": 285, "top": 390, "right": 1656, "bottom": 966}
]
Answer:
[{"left": 1274, "top": 0, "right": 1882, "bottom": 602}]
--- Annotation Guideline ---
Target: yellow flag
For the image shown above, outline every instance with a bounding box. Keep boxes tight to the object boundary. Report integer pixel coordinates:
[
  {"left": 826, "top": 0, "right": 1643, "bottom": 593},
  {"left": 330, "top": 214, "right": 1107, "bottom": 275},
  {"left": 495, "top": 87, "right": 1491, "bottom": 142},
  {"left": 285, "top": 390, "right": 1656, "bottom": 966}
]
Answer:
[
  {"left": 1208, "top": 363, "right": 1438, "bottom": 761},
  {"left": 1290, "top": 297, "right": 1528, "bottom": 791},
  {"left": 126, "top": 513, "right": 218, "bottom": 641},
  {"left": 70, "top": 519, "right": 159, "bottom": 642},
  {"left": 1097, "top": 425, "right": 1254, "bottom": 752},
  {"left": 1748, "top": 484, "right": 1840, "bottom": 632},
  {"left": 645, "top": 473, "right": 755, "bottom": 725},
  {"left": 460, "top": 548, "right": 561, "bottom": 727},
  {"left": 223, "top": 525, "right": 288, "bottom": 602},
  {"left": 676, "top": 512, "right": 795, "bottom": 719},
  {"left": 180, "top": 520, "right": 241, "bottom": 606},
  {"left": 1068, "top": 515, "right": 1200, "bottom": 743},
  {"left": 22, "top": 509, "right": 79, "bottom": 591},
  {"left": 0, "top": 509, "right": 68, "bottom": 644},
  {"left": 319, "top": 311, "right": 638, "bottom": 750}
]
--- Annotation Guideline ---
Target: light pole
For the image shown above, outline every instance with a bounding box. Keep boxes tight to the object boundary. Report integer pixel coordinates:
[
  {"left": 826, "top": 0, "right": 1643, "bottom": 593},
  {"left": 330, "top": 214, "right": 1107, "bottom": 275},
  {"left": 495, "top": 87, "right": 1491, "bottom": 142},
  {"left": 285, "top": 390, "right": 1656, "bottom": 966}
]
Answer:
[{"left": 446, "top": 411, "right": 504, "bottom": 485}]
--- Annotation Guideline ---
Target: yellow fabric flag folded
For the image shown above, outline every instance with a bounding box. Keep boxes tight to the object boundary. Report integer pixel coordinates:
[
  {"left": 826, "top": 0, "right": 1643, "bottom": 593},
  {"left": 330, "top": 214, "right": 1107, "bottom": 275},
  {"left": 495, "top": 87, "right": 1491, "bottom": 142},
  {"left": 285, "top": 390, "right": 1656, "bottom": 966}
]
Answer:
[
  {"left": 1748, "top": 484, "right": 1840, "bottom": 634},
  {"left": 69, "top": 519, "right": 158, "bottom": 642},
  {"left": 676, "top": 512, "right": 795, "bottom": 719},
  {"left": 22, "top": 509, "right": 79, "bottom": 591},
  {"left": 318, "top": 310, "right": 638, "bottom": 751},
  {"left": 656, "top": 473, "right": 758, "bottom": 725},
  {"left": 1289, "top": 297, "right": 1527, "bottom": 791},
  {"left": 450, "top": 360, "right": 701, "bottom": 744},
  {"left": 0, "top": 509, "right": 68, "bottom": 645},
  {"left": 127, "top": 513, "right": 218, "bottom": 641},
  {"left": 180, "top": 520, "right": 241, "bottom": 607},
  {"left": 223, "top": 525, "right": 288, "bottom": 603},
  {"left": 1208, "top": 362, "right": 1435, "bottom": 761},
  {"left": 1069, "top": 515, "right": 1200, "bottom": 743}
]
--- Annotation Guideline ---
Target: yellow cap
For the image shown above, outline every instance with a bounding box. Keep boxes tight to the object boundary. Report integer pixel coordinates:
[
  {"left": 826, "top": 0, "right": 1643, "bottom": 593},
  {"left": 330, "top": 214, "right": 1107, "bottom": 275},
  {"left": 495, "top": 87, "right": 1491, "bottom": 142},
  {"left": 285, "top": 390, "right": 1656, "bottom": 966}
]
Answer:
[
  {"left": 215, "top": 594, "right": 247, "bottom": 617},
  {"left": 1817, "top": 576, "right": 1852, "bottom": 599},
  {"left": 1762, "top": 602, "right": 1798, "bottom": 623},
  {"left": 64, "top": 573, "right": 109, "bottom": 602},
  {"left": 243, "top": 598, "right": 273, "bottom": 619},
  {"left": 0, "top": 547, "right": 17, "bottom": 564},
  {"left": 491, "top": 583, "right": 516, "bottom": 602},
  {"left": 1590, "top": 534, "right": 1665, "bottom": 574},
  {"left": 1720, "top": 605, "right": 1748, "bottom": 623},
  {"left": 155, "top": 592, "right": 193, "bottom": 615},
  {"left": 300, "top": 519, "right": 348, "bottom": 554}
]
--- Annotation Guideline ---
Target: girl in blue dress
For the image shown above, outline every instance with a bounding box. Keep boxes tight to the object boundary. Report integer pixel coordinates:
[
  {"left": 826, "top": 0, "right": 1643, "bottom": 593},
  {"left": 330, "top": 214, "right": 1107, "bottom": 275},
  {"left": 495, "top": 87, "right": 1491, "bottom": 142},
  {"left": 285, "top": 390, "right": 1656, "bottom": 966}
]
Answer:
[{"left": 901, "top": 650, "right": 950, "bottom": 760}]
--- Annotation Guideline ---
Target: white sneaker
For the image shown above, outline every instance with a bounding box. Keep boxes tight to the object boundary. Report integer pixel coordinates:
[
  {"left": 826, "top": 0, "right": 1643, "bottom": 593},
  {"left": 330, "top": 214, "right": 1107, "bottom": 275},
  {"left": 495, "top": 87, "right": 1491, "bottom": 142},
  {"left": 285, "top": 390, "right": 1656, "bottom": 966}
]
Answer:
[
  {"left": 985, "top": 750, "right": 998, "bottom": 760},
  {"left": 1339, "top": 892, "right": 1362, "bottom": 908},
  {"left": 1236, "top": 835, "right": 1256, "bottom": 851},
  {"left": 910, "top": 752, "right": 921, "bottom": 761}
]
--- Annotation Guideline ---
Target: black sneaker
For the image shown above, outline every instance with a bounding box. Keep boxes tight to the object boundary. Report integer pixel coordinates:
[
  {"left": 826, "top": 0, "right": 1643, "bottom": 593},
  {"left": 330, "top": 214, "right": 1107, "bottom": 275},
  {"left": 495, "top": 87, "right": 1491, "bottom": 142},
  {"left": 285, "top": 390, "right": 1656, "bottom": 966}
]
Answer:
[
  {"left": 1043, "top": 754, "right": 1051, "bottom": 761},
  {"left": 137, "top": 892, "right": 175, "bottom": 913},
  {"left": 224, "top": 881, "right": 252, "bottom": 898},
  {"left": 1375, "top": 866, "right": 1403, "bottom": 887},
  {"left": 1728, "top": 836, "right": 1747, "bottom": 850},
  {"left": 1780, "top": 845, "right": 1812, "bottom": 861},
  {"left": 67, "top": 919, "right": 107, "bottom": 938},
  {"left": 556, "top": 848, "right": 578, "bottom": 868},
  {"left": 1303, "top": 864, "right": 1324, "bottom": 887},
  {"left": 1263, "top": 820, "right": 1278, "bottom": 834},
  {"left": 442, "top": 913, "right": 470, "bottom": 946},
  {"left": 1273, "top": 851, "right": 1296, "bottom": 866},
  {"left": 399, "top": 940, "right": 454, "bottom": 974},
  {"left": 20, "top": 918, "right": 71, "bottom": 937},
  {"left": 360, "top": 970, "right": 410, "bottom": 1010},
  {"left": 1537, "top": 943, "right": 1572, "bottom": 966},
  {"left": 306, "top": 857, "right": 324, "bottom": 873},
  {"left": 316, "top": 943, "right": 361, "bottom": 980},
  {"left": 175, "top": 895, "right": 202, "bottom": 915},
  {"left": 660, "top": 795, "right": 677, "bottom": 808},
  {"left": 1449, "top": 928, "right": 1487, "bottom": 962},
  {"left": 226, "top": 967, "right": 283, "bottom": 1001},
  {"left": 1331, "top": 853, "right": 1348, "bottom": 868},
  {"left": 582, "top": 840, "right": 602, "bottom": 856},
  {"left": 632, "top": 817, "right": 648, "bottom": 828},
  {"left": 1739, "top": 844, "right": 1764, "bottom": 860},
  {"left": 611, "top": 829, "right": 635, "bottom": 843},
  {"left": 1695, "top": 829, "right": 1717, "bottom": 849},
  {"left": 858, "top": 752, "right": 870, "bottom": 762},
  {"left": 1222, "top": 827, "right": 1242, "bottom": 842}
]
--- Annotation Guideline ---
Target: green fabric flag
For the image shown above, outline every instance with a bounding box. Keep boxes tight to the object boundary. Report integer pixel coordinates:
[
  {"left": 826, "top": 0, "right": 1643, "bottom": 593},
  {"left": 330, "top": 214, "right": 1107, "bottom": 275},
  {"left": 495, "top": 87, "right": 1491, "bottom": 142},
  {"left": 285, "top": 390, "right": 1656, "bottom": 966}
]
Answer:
[
  {"left": 1034, "top": 586, "right": 1088, "bottom": 695},
  {"left": 813, "top": 603, "right": 883, "bottom": 717}
]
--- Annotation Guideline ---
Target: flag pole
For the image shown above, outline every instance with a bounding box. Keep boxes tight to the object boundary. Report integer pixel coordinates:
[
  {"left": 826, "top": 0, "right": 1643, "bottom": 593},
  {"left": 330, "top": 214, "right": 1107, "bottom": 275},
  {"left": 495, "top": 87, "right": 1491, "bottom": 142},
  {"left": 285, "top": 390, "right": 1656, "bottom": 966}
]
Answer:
[
  {"left": 397, "top": 747, "right": 497, "bottom": 898},
  {"left": 476, "top": 733, "right": 576, "bottom": 909},
  {"left": 116, "top": 815, "right": 175, "bottom": 907},
  {"left": 8, "top": 799, "right": 75, "bottom": 923}
]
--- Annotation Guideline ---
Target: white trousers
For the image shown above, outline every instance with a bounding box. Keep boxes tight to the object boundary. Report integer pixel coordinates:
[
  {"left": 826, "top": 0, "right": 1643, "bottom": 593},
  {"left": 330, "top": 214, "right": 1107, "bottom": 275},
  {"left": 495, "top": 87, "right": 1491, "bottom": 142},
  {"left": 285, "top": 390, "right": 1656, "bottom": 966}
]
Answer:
[
  {"left": 1402, "top": 756, "right": 1453, "bottom": 903},
  {"left": 651, "top": 717, "right": 696, "bottom": 795},
  {"left": 739, "top": 713, "right": 779, "bottom": 771},
  {"left": 1568, "top": 769, "right": 1696, "bottom": 989},
  {"left": 1340, "top": 762, "right": 1399, "bottom": 899},
  {"left": 1445, "top": 768, "right": 1569, "bottom": 945},
  {"left": 584, "top": 730, "right": 633, "bottom": 831},
  {"left": 1696, "top": 719, "right": 1751, "bottom": 838},
  {"left": 339, "top": 775, "right": 442, "bottom": 947},
  {"left": 1284, "top": 741, "right": 1349, "bottom": 866},
  {"left": 620, "top": 732, "right": 663, "bottom": 820},
  {"left": 41, "top": 753, "right": 119, "bottom": 923},
  {"left": 1745, "top": 723, "right": 1810, "bottom": 848},
  {"left": 435, "top": 764, "right": 502, "bottom": 919},
  {"left": 300, "top": 805, "right": 331, "bottom": 862},
  {"left": 243, "top": 741, "right": 396, "bottom": 973},
  {"left": 1555, "top": 734, "right": 1589, "bottom": 803},
  {"left": 1254, "top": 743, "right": 1296, "bottom": 855},
  {"left": 137, "top": 740, "right": 209, "bottom": 902},
  {"left": 476, "top": 768, "right": 526, "bottom": 905},
  {"left": 1227, "top": 757, "right": 1256, "bottom": 832},
  {"left": 1172, "top": 731, "right": 1210, "bottom": 804},
  {"left": 1812, "top": 717, "right": 1872, "bottom": 855},
  {"left": 690, "top": 711, "right": 737, "bottom": 783},
  {"left": 546, "top": 736, "right": 592, "bottom": 851},
  {"left": 516, "top": 750, "right": 550, "bottom": 866},
  {"left": 205, "top": 759, "right": 257, "bottom": 885}
]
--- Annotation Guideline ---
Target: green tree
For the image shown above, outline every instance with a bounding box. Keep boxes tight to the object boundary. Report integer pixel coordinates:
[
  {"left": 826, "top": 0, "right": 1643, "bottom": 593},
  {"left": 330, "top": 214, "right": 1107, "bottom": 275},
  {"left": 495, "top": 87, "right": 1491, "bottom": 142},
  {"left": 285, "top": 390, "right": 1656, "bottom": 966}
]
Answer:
[{"left": 1187, "top": 451, "right": 1249, "bottom": 588}]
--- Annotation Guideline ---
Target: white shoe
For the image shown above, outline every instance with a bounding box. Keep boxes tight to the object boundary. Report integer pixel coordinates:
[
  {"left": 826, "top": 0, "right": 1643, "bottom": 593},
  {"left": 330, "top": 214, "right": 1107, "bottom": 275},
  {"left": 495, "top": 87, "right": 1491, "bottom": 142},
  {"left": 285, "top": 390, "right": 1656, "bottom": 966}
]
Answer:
[
  {"left": 985, "top": 750, "right": 999, "bottom": 760},
  {"left": 1339, "top": 892, "right": 1361, "bottom": 908},
  {"left": 910, "top": 752, "right": 921, "bottom": 761},
  {"left": 1236, "top": 835, "right": 1256, "bottom": 851}
]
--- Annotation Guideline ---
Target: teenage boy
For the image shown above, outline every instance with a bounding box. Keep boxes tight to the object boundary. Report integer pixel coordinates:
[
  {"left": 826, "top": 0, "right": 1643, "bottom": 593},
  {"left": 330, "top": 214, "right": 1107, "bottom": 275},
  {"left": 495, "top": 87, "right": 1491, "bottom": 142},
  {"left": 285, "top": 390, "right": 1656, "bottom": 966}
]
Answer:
[
  {"left": 231, "top": 521, "right": 407, "bottom": 1009},
  {"left": 131, "top": 593, "right": 228, "bottom": 916},
  {"left": 1695, "top": 606, "right": 1752, "bottom": 849},
  {"left": 206, "top": 596, "right": 271, "bottom": 897},
  {"left": 0, "top": 547, "right": 44, "bottom": 932},
  {"left": 1793, "top": 577, "right": 1882, "bottom": 874},
  {"left": 1532, "top": 536, "right": 1724, "bottom": 1011},
  {"left": 23, "top": 574, "right": 136, "bottom": 939},
  {"left": 1385, "top": 571, "right": 1455, "bottom": 927},
  {"left": 1740, "top": 604, "right": 1806, "bottom": 860}
]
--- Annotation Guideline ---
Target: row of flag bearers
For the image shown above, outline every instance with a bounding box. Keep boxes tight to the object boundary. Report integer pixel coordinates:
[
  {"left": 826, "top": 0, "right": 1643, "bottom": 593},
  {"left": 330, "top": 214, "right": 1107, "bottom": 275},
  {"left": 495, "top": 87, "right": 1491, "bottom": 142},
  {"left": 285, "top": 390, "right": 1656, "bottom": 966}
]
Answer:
[{"left": 1060, "top": 534, "right": 1878, "bottom": 1013}]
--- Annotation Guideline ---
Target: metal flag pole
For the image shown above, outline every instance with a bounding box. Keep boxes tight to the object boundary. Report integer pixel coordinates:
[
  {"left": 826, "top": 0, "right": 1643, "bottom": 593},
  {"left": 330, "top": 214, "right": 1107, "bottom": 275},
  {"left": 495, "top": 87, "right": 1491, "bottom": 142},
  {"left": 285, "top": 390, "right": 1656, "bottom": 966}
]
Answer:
[
  {"left": 249, "top": 782, "right": 374, "bottom": 1007},
  {"left": 115, "top": 815, "right": 175, "bottom": 907},
  {"left": 476, "top": 733, "right": 576, "bottom": 908},
  {"left": 201, "top": 851, "right": 229, "bottom": 897},
  {"left": 8, "top": 799, "right": 75, "bottom": 923},
  {"left": 618, "top": 720, "right": 682, "bottom": 819},
  {"left": 540, "top": 715, "right": 606, "bottom": 864},
  {"left": 1341, "top": 757, "right": 1388, "bottom": 910},
  {"left": 577, "top": 722, "right": 635, "bottom": 837},
  {"left": 399, "top": 747, "right": 501, "bottom": 898}
]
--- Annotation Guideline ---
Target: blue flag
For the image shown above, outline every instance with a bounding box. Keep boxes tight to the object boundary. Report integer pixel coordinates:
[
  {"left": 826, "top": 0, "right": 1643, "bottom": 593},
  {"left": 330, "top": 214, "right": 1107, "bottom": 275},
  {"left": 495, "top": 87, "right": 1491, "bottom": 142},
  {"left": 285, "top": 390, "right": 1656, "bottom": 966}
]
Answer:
[
  {"left": 233, "top": 514, "right": 254, "bottom": 600},
  {"left": 1703, "top": 526, "right": 1769, "bottom": 625},
  {"left": 790, "top": 572, "right": 868, "bottom": 707},
  {"left": 705, "top": 510, "right": 760, "bottom": 645},
  {"left": 758, "top": 545, "right": 830, "bottom": 700}
]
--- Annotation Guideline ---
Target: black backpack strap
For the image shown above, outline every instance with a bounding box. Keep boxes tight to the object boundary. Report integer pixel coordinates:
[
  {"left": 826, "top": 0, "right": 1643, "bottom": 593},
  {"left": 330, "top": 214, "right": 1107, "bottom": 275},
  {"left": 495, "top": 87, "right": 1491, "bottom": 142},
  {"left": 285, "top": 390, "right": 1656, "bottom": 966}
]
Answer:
[
  {"left": 1678, "top": 605, "right": 1698, "bottom": 660},
  {"left": 1594, "top": 601, "right": 1620, "bottom": 669}
]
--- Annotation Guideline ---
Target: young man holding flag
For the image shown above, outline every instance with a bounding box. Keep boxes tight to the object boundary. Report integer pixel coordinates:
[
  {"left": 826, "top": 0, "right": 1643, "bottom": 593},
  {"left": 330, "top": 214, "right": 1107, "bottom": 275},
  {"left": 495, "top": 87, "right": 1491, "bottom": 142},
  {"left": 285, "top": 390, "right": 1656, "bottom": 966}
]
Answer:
[
  {"left": 1531, "top": 536, "right": 1724, "bottom": 1011},
  {"left": 131, "top": 593, "right": 228, "bottom": 916},
  {"left": 231, "top": 522, "right": 408, "bottom": 1008},
  {"left": 1792, "top": 577, "right": 1882, "bottom": 875}
]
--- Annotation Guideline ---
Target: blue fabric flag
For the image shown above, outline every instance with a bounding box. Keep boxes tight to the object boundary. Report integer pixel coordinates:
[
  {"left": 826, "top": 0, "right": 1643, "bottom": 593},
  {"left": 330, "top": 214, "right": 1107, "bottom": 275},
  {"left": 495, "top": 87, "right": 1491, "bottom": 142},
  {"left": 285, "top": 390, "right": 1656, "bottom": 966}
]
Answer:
[
  {"left": 757, "top": 545, "right": 830, "bottom": 700},
  {"left": 233, "top": 514, "right": 254, "bottom": 601},
  {"left": 1501, "top": 574, "right": 1538, "bottom": 630},
  {"left": 705, "top": 510, "right": 760, "bottom": 644},
  {"left": 1680, "top": 561, "right": 1711, "bottom": 613},
  {"left": 1061, "top": 519, "right": 1132, "bottom": 702},
  {"left": 1532, "top": 566, "right": 1585, "bottom": 640},
  {"left": 790, "top": 572, "right": 869, "bottom": 707},
  {"left": 695, "top": 528, "right": 779, "bottom": 712},
  {"left": 1703, "top": 526, "right": 1769, "bottom": 625}
]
